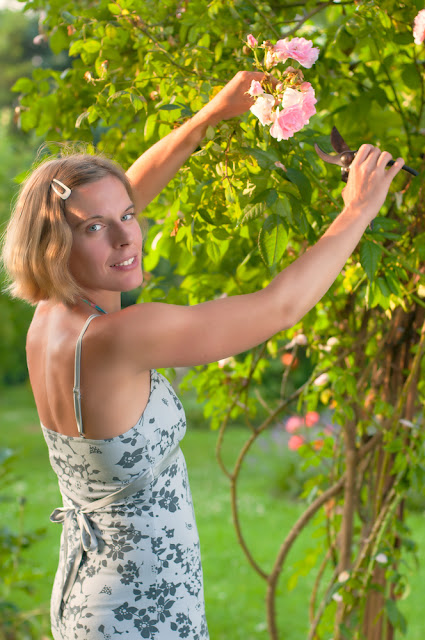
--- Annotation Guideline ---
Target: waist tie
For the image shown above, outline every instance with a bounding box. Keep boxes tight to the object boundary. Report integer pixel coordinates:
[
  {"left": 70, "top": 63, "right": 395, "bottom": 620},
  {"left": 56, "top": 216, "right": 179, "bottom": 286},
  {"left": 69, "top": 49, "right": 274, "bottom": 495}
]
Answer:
[{"left": 50, "top": 444, "right": 181, "bottom": 618}]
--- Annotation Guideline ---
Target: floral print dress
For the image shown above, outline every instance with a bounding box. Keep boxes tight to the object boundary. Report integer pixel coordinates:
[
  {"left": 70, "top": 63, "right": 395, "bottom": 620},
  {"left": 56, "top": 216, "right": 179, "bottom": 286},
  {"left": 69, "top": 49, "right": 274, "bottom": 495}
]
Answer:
[{"left": 41, "top": 369, "right": 209, "bottom": 640}]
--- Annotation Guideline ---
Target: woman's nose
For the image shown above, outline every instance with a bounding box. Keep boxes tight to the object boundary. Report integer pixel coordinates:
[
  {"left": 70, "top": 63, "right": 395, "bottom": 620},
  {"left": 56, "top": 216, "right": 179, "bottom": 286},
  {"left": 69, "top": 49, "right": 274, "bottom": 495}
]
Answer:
[{"left": 112, "top": 223, "right": 133, "bottom": 247}]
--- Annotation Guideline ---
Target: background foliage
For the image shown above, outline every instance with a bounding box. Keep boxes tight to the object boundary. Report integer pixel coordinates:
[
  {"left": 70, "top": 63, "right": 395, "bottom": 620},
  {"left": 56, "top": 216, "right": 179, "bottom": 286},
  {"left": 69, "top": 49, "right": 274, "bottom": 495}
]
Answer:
[{"left": 2, "top": 0, "right": 425, "bottom": 638}]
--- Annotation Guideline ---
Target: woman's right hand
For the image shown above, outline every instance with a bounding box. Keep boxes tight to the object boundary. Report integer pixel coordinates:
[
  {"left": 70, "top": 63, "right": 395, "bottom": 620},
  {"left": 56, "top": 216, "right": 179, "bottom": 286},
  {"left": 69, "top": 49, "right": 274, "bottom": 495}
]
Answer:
[{"left": 342, "top": 144, "right": 404, "bottom": 223}]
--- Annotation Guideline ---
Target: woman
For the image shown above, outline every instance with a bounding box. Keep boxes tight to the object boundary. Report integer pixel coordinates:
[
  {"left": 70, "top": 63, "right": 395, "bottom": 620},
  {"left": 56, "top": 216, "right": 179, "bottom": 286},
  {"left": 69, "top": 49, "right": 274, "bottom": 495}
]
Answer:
[{"left": 1, "top": 71, "right": 403, "bottom": 639}]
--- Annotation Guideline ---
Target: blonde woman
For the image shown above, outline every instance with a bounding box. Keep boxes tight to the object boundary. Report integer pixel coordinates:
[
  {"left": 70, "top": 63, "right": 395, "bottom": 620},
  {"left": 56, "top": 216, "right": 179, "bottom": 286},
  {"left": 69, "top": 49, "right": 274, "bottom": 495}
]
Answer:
[{"left": 1, "top": 71, "right": 403, "bottom": 640}]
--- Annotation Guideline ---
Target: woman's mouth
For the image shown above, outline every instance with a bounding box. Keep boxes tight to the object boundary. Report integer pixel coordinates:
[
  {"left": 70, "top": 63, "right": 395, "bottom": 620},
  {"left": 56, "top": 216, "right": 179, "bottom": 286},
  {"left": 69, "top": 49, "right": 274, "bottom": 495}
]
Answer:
[{"left": 110, "top": 256, "right": 137, "bottom": 270}]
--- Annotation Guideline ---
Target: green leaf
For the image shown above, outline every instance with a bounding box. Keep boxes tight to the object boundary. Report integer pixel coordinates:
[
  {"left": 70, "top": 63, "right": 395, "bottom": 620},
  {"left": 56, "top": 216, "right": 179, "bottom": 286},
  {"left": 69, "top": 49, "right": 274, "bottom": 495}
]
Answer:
[
  {"left": 242, "top": 188, "right": 278, "bottom": 225},
  {"left": 285, "top": 168, "right": 312, "bottom": 204},
  {"left": 206, "top": 239, "right": 229, "bottom": 264},
  {"left": 248, "top": 147, "right": 279, "bottom": 170},
  {"left": 50, "top": 27, "right": 70, "bottom": 54},
  {"left": 240, "top": 201, "right": 266, "bottom": 225},
  {"left": 385, "top": 599, "right": 407, "bottom": 634},
  {"left": 130, "top": 94, "right": 145, "bottom": 112},
  {"left": 11, "top": 77, "right": 34, "bottom": 93},
  {"left": 360, "top": 240, "right": 382, "bottom": 281},
  {"left": 108, "top": 3, "right": 121, "bottom": 14},
  {"left": 61, "top": 10, "right": 76, "bottom": 23},
  {"left": 258, "top": 215, "right": 288, "bottom": 267},
  {"left": 157, "top": 104, "right": 182, "bottom": 111},
  {"left": 83, "top": 39, "right": 101, "bottom": 54},
  {"left": 144, "top": 113, "right": 157, "bottom": 141},
  {"left": 214, "top": 41, "right": 223, "bottom": 62}
]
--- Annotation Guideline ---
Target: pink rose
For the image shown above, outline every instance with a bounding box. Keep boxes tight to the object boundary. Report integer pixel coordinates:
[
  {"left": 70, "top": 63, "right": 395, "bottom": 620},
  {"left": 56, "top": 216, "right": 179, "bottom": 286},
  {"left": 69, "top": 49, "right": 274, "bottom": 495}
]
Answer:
[
  {"left": 274, "top": 37, "right": 319, "bottom": 69},
  {"left": 285, "top": 415, "right": 304, "bottom": 433},
  {"left": 250, "top": 94, "right": 275, "bottom": 125},
  {"left": 413, "top": 9, "right": 425, "bottom": 45},
  {"left": 298, "top": 83, "right": 317, "bottom": 121},
  {"left": 270, "top": 104, "right": 305, "bottom": 141},
  {"left": 305, "top": 411, "right": 320, "bottom": 427},
  {"left": 288, "top": 434, "right": 304, "bottom": 451},
  {"left": 247, "top": 34, "right": 258, "bottom": 48},
  {"left": 248, "top": 80, "right": 264, "bottom": 97}
]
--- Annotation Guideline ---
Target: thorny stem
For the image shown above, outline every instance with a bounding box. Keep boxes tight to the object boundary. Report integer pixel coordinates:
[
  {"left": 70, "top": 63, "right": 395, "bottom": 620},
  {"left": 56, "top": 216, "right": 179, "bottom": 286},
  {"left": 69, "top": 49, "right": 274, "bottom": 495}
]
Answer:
[
  {"left": 229, "top": 380, "right": 313, "bottom": 580},
  {"left": 308, "top": 566, "right": 341, "bottom": 640},
  {"left": 245, "top": 0, "right": 280, "bottom": 39},
  {"left": 282, "top": 1, "right": 344, "bottom": 39},
  {"left": 216, "top": 343, "right": 268, "bottom": 477},
  {"left": 267, "top": 477, "right": 346, "bottom": 639},
  {"left": 280, "top": 343, "right": 298, "bottom": 398},
  {"left": 309, "top": 545, "right": 335, "bottom": 626}
]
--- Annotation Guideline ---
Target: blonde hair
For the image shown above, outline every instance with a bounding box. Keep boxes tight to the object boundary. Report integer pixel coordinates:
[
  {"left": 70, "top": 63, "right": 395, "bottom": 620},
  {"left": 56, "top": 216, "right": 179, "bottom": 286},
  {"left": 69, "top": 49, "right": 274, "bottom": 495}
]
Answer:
[{"left": 1, "top": 151, "right": 134, "bottom": 306}]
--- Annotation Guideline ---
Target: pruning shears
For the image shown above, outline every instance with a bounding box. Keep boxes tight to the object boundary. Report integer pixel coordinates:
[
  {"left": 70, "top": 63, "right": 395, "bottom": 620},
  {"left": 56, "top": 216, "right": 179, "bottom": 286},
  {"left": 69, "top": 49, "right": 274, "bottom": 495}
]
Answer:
[{"left": 314, "top": 127, "right": 419, "bottom": 183}]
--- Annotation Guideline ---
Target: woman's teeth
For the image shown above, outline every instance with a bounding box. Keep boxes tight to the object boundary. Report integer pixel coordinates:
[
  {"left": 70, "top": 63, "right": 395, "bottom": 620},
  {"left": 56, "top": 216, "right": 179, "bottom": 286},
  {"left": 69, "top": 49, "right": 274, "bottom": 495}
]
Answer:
[{"left": 113, "top": 257, "right": 135, "bottom": 267}]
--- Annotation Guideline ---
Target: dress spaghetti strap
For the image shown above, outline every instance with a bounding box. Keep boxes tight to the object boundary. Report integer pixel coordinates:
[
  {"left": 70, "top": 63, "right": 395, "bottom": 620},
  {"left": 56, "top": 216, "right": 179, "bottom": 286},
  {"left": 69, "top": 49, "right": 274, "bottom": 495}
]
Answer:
[{"left": 73, "top": 314, "right": 100, "bottom": 437}]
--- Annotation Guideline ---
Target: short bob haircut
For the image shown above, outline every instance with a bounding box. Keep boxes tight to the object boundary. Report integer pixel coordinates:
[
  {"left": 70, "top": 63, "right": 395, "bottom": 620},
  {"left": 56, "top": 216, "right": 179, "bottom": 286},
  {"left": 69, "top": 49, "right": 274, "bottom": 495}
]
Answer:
[{"left": 1, "top": 152, "right": 134, "bottom": 306}]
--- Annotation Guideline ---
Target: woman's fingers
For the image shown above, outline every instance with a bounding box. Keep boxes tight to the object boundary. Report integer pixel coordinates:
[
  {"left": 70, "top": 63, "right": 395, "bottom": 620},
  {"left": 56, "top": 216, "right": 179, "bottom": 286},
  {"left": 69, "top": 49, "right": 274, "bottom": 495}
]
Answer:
[
  {"left": 376, "top": 150, "right": 393, "bottom": 169},
  {"left": 385, "top": 156, "right": 405, "bottom": 180}
]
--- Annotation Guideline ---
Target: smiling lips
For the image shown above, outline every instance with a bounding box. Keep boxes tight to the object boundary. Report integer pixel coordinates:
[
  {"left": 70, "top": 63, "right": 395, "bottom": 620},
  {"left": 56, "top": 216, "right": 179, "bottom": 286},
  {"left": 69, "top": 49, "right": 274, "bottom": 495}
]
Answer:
[{"left": 110, "top": 256, "right": 137, "bottom": 270}]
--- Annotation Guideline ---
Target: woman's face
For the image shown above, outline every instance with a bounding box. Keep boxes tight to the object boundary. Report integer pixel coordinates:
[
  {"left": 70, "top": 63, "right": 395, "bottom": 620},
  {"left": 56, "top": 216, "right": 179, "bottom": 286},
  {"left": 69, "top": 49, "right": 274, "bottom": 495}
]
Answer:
[{"left": 66, "top": 175, "right": 144, "bottom": 299}]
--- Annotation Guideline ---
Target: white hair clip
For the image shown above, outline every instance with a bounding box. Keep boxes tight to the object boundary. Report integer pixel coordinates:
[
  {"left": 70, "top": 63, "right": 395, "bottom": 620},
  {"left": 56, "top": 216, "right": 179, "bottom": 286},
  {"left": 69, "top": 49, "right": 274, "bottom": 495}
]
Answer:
[{"left": 51, "top": 178, "right": 72, "bottom": 200}]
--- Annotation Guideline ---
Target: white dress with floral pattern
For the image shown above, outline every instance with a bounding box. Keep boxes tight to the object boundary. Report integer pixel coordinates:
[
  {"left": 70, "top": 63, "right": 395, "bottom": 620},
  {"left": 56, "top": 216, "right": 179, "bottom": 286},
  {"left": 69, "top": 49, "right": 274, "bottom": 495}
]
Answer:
[{"left": 41, "top": 370, "right": 209, "bottom": 640}]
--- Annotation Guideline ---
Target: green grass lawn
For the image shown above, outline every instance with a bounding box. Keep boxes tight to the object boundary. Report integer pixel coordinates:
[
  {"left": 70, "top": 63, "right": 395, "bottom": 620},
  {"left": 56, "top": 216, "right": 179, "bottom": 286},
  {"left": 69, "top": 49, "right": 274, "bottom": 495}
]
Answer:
[{"left": 1, "top": 384, "right": 425, "bottom": 639}]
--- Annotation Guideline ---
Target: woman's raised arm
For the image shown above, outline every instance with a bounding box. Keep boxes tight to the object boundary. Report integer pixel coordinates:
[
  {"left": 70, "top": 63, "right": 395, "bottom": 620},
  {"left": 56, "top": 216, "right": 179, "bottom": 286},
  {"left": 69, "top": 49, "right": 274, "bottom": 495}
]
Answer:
[
  {"left": 105, "top": 146, "right": 404, "bottom": 371},
  {"left": 125, "top": 71, "right": 265, "bottom": 212}
]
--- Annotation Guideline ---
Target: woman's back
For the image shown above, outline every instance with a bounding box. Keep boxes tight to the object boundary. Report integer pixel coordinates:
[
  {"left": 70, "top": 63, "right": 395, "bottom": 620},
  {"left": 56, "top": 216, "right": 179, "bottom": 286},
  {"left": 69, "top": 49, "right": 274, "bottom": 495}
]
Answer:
[{"left": 26, "top": 301, "right": 151, "bottom": 440}]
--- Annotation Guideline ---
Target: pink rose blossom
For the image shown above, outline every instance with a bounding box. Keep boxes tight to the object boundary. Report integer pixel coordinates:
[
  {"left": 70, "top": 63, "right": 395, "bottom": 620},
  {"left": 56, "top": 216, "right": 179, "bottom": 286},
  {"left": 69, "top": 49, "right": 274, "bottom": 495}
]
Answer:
[
  {"left": 288, "top": 434, "right": 305, "bottom": 451},
  {"left": 250, "top": 94, "right": 275, "bottom": 125},
  {"left": 247, "top": 34, "right": 258, "bottom": 47},
  {"left": 270, "top": 104, "right": 305, "bottom": 141},
  {"left": 282, "top": 85, "right": 317, "bottom": 122},
  {"left": 305, "top": 411, "right": 320, "bottom": 427},
  {"left": 274, "top": 37, "right": 319, "bottom": 69},
  {"left": 248, "top": 80, "right": 264, "bottom": 97},
  {"left": 269, "top": 85, "right": 317, "bottom": 141},
  {"left": 414, "top": 10, "right": 425, "bottom": 45},
  {"left": 285, "top": 415, "right": 304, "bottom": 433}
]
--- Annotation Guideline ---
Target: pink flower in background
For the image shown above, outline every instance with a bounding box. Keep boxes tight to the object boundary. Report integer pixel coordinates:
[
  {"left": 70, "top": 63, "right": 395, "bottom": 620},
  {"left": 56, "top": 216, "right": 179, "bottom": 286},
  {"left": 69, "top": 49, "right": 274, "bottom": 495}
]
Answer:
[
  {"left": 288, "top": 435, "right": 305, "bottom": 451},
  {"left": 313, "top": 439, "right": 324, "bottom": 451},
  {"left": 314, "top": 373, "right": 330, "bottom": 387},
  {"left": 305, "top": 411, "right": 320, "bottom": 427},
  {"left": 274, "top": 161, "right": 286, "bottom": 171},
  {"left": 414, "top": 10, "right": 425, "bottom": 44},
  {"left": 274, "top": 37, "right": 319, "bottom": 68},
  {"left": 250, "top": 94, "right": 275, "bottom": 125},
  {"left": 248, "top": 80, "right": 264, "bottom": 97},
  {"left": 247, "top": 34, "right": 258, "bottom": 47},
  {"left": 285, "top": 415, "right": 304, "bottom": 433}
]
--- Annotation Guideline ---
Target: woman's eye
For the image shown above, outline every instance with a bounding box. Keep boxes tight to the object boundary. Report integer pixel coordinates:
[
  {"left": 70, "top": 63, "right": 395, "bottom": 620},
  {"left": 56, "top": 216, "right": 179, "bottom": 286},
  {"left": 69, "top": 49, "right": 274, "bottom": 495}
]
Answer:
[
  {"left": 88, "top": 223, "right": 102, "bottom": 232},
  {"left": 122, "top": 212, "right": 135, "bottom": 221}
]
